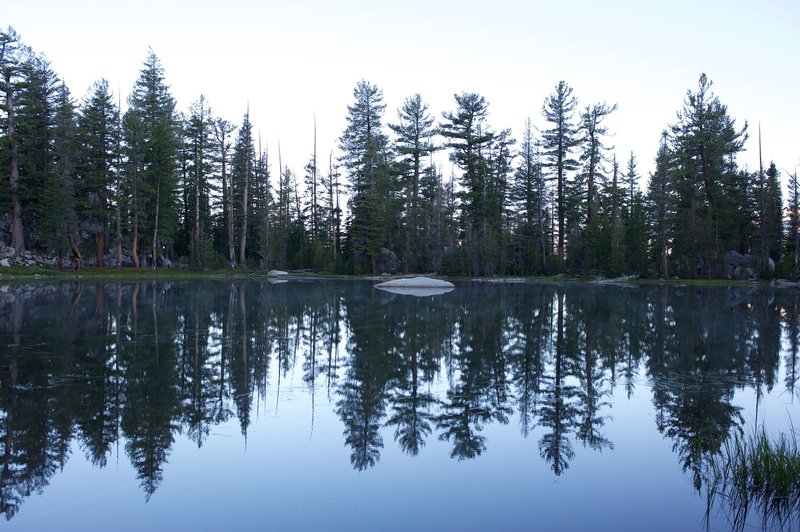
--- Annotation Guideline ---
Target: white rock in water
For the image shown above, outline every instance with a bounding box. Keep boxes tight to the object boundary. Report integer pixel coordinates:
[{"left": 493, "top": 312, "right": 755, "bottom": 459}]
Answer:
[
  {"left": 267, "top": 270, "right": 289, "bottom": 277},
  {"left": 374, "top": 276, "right": 454, "bottom": 288}
]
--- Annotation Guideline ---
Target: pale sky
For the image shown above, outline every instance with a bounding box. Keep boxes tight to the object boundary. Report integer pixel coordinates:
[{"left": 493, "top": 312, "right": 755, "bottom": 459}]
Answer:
[{"left": 5, "top": 0, "right": 800, "bottom": 188}]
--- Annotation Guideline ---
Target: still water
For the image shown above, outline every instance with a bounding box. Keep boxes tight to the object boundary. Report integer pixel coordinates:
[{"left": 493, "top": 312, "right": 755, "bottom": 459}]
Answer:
[{"left": 0, "top": 280, "right": 797, "bottom": 531}]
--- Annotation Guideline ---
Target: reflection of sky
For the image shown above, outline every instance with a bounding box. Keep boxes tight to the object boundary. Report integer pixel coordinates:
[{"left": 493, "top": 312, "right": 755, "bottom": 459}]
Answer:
[
  {"left": 9, "top": 360, "right": 792, "bottom": 531},
  {"left": 3, "top": 282, "right": 798, "bottom": 531}
]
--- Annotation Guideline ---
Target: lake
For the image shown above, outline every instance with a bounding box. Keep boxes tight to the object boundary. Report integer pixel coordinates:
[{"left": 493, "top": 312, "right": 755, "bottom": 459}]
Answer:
[{"left": 0, "top": 279, "right": 797, "bottom": 531}]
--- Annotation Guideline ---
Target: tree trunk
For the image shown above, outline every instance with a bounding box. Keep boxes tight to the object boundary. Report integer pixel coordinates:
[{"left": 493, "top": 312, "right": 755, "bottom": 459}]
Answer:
[
  {"left": 96, "top": 225, "right": 106, "bottom": 268},
  {"left": 69, "top": 234, "right": 82, "bottom": 270},
  {"left": 557, "top": 157, "right": 565, "bottom": 265},
  {"left": 224, "top": 150, "right": 234, "bottom": 268},
  {"left": 239, "top": 156, "right": 249, "bottom": 267},
  {"left": 6, "top": 73, "right": 24, "bottom": 250},
  {"left": 115, "top": 204, "right": 122, "bottom": 270},
  {"left": 194, "top": 146, "right": 201, "bottom": 269},
  {"left": 152, "top": 178, "right": 160, "bottom": 269},
  {"left": 132, "top": 168, "right": 140, "bottom": 269},
  {"left": 329, "top": 153, "right": 337, "bottom": 261},
  {"left": 115, "top": 101, "right": 123, "bottom": 270}
]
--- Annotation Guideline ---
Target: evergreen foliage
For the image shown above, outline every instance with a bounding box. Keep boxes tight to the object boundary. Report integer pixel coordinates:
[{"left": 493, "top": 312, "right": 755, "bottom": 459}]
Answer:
[{"left": 0, "top": 29, "right": 797, "bottom": 279}]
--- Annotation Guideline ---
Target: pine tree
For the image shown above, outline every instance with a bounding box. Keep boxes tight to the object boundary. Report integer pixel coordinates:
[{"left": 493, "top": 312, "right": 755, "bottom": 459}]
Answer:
[
  {"left": 762, "top": 162, "right": 783, "bottom": 269},
  {"left": 124, "top": 50, "right": 179, "bottom": 268},
  {"left": 669, "top": 74, "right": 747, "bottom": 277},
  {"left": 339, "top": 80, "right": 393, "bottom": 274},
  {"left": 77, "top": 79, "right": 119, "bottom": 267},
  {"left": 16, "top": 52, "right": 59, "bottom": 248},
  {"left": 440, "top": 92, "right": 495, "bottom": 274},
  {"left": 252, "top": 137, "right": 271, "bottom": 268},
  {"left": 389, "top": 93, "right": 436, "bottom": 271},
  {"left": 320, "top": 152, "right": 343, "bottom": 268},
  {"left": 41, "top": 83, "right": 80, "bottom": 268},
  {"left": 302, "top": 117, "right": 321, "bottom": 253},
  {"left": 212, "top": 117, "right": 236, "bottom": 268},
  {"left": 231, "top": 110, "right": 255, "bottom": 267},
  {"left": 121, "top": 102, "right": 144, "bottom": 267},
  {"left": 606, "top": 156, "right": 625, "bottom": 275},
  {"left": 181, "top": 96, "right": 214, "bottom": 269},
  {"left": 271, "top": 165, "right": 300, "bottom": 268},
  {"left": 646, "top": 132, "right": 674, "bottom": 278},
  {"left": 785, "top": 170, "right": 800, "bottom": 279},
  {"left": 622, "top": 152, "right": 648, "bottom": 273},
  {"left": 541, "top": 81, "right": 580, "bottom": 267},
  {"left": 575, "top": 102, "right": 616, "bottom": 270},
  {"left": 0, "top": 27, "right": 25, "bottom": 249},
  {"left": 512, "top": 119, "right": 549, "bottom": 274},
  {"left": 486, "top": 128, "right": 515, "bottom": 274}
]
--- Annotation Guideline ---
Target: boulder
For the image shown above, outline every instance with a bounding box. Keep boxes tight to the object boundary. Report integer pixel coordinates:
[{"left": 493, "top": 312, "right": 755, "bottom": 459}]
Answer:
[
  {"left": 376, "top": 248, "right": 400, "bottom": 274},
  {"left": 375, "top": 276, "right": 454, "bottom": 288},
  {"left": 0, "top": 258, "right": 9, "bottom": 268},
  {"left": 724, "top": 251, "right": 774, "bottom": 279},
  {"left": 267, "top": 270, "right": 289, "bottom": 277}
]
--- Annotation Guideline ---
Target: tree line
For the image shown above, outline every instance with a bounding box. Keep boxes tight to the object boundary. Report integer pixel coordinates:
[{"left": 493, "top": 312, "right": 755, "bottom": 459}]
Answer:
[{"left": 1, "top": 27, "right": 796, "bottom": 278}]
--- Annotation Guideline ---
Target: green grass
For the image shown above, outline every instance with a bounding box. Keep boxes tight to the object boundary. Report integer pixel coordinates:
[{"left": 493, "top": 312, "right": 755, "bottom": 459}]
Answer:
[
  {"left": 0, "top": 264, "right": 776, "bottom": 287},
  {"left": 706, "top": 427, "right": 800, "bottom": 531},
  {"left": 631, "top": 278, "right": 763, "bottom": 287},
  {"left": 0, "top": 265, "right": 271, "bottom": 282}
]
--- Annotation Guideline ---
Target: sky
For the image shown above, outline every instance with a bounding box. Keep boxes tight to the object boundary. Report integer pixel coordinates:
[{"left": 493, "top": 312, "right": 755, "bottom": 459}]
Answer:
[{"left": 5, "top": 0, "right": 800, "bottom": 187}]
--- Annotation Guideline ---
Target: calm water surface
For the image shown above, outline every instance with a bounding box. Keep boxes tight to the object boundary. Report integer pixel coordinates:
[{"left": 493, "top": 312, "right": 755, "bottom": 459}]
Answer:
[{"left": 0, "top": 280, "right": 797, "bottom": 531}]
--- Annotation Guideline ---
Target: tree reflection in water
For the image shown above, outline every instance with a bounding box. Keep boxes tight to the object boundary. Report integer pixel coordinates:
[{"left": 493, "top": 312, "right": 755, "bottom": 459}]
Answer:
[{"left": 0, "top": 280, "right": 796, "bottom": 522}]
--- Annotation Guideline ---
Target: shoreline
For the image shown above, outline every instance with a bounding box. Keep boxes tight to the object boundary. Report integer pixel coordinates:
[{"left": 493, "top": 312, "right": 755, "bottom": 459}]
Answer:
[{"left": 0, "top": 266, "right": 780, "bottom": 287}]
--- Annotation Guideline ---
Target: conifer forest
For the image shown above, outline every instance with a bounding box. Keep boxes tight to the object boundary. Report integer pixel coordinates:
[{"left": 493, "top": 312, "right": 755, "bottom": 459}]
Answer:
[{"left": 1, "top": 27, "right": 796, "bottom": 279}]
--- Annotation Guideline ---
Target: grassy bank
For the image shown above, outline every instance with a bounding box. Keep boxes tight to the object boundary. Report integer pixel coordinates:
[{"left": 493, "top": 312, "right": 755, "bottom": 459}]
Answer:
[
  {"left": 0, "top": 266, "right": 270, "bottom": 282},
  {"left": 706, "top": 428, "right": 800, "bottom": 531},
  {"left": 0, "top": 265, "right": 778, "bottom": 287}
]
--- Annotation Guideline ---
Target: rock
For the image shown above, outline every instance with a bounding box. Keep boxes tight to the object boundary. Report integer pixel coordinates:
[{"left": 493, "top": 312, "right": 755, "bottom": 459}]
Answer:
[
  {"left": 724, "top": 251, "right": 774, "bottom": 279},
  {"left": 0, "top": 259, "right": 9, "bottom": 267},
  {"left": 377, "top": 248, "right": 400, "bottom": 274},
  {"left": 267, "top": 270, "right": 289, "bottom": 277},
  {"left": 375, "top": 276, "right": 454, "bottom": 288},
  {"left": 375, "top": 276, "right": 455, "bottom": 297}
]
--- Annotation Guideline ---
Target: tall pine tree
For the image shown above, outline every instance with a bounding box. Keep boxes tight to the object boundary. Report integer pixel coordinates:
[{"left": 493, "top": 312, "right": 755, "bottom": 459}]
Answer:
[
  {"left": 669, "top": 74, "right": 747, "bottom": 277},
  {"left": 124, "top": 50, "right": 179, "bottom": 268},
  {"left": 77, "top": 79, "right": 119, "bottom": 266},
  {"left": 339, "top": 80, "right": 394, "bottom": 274},
  {"left": 440, "top": 92, "right": 495, "bottom": 274},
  {"left": 541, "top": 81, "right": 579, "bottom": 267},
  {"left": 390, "top": 93, "right": 436, "bottom": 271}
]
